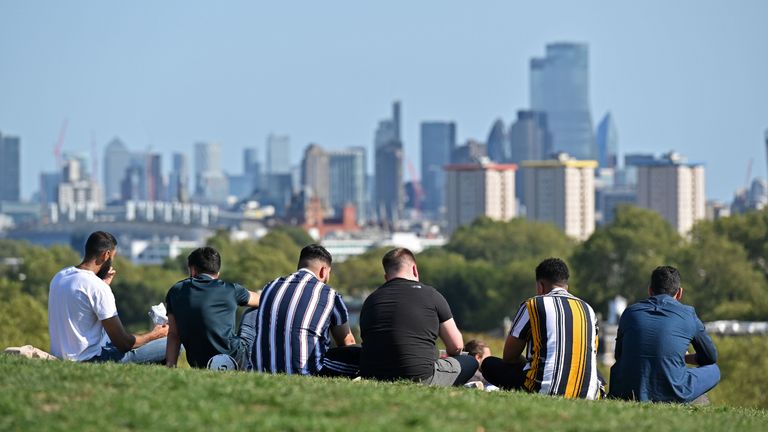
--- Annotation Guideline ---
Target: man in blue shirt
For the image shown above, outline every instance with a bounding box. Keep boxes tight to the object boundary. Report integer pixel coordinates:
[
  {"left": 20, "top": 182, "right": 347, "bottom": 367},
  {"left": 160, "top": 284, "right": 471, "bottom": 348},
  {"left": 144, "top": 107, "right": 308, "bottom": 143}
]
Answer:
[{"left": 609, "top": 266, "right": 720, "bottom": 402}]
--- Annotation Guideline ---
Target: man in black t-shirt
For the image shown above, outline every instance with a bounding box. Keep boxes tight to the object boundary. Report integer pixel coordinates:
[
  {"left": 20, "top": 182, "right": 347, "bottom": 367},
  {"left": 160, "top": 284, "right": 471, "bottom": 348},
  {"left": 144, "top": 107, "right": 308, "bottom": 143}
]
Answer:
[
  {"left": 165, "top": 247, "right": 260, "bottom": 369},
  {"left": 359, "top": 248, "right": 478, "bottom": 386}
]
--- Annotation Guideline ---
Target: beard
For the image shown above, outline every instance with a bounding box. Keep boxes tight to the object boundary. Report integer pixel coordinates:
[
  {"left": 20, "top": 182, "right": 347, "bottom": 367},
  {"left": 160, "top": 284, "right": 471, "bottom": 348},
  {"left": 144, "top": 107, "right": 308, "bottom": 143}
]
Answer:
[{"left": 96, "top": 257, "right": 112, "bottom": 280}]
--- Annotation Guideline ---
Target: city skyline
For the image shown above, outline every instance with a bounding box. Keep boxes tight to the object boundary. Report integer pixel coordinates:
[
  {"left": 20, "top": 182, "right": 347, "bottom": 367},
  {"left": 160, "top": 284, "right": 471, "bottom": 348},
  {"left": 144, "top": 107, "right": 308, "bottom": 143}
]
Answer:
[{"left": 1, "top": 1, "right": 767, "bottom": 202}]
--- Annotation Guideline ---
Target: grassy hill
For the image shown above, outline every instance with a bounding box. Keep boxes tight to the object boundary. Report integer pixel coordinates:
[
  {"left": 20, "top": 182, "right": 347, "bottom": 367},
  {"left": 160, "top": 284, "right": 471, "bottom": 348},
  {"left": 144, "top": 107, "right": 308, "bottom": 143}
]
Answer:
[{"left": 1, "top": 356, "right": 767, "bottom": 432}]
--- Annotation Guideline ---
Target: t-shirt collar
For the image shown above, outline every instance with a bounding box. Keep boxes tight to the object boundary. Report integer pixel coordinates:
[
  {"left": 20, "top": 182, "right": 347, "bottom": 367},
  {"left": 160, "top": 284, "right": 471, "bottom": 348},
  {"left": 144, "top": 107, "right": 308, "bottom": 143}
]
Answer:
[
  {"left": 298, "top": 268, "right": 319, "bottom": 279},
  {"left": 194, "top": 273, "right": 216, "bottom": 281}
]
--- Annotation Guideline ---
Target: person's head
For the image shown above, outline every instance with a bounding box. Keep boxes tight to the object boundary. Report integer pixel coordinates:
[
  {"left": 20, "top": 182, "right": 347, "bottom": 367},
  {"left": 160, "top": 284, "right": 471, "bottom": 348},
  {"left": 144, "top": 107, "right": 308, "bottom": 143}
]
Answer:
[
  {"left": 187, "top": 247, "right": 221, "bottom": 278},
  {"left": 649, "top": 265, "right": 683, "bottom": 300},
  {"left": 297, "top": 244, "right": 333, "bottom": 283},
  {"left": 535, "top": 257, "right": 570, "bottom": 295},
  {"left": 464, "top": 340, "right": 491, "bottom": 364},
  {"left": 382, "top": 248, "right": 419, "bottom": 281},
  {"left": 83, "top": 231, "right": 118, "bottom": 278}
]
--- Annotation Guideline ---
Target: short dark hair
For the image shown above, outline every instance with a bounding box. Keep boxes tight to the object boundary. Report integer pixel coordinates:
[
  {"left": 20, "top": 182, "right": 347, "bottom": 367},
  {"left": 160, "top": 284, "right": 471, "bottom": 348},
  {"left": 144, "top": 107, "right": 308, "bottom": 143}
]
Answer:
[
  {"left": 650, "top": 266, "right": 681, "bottom": 296},
  {"left": 188, "top": 247, "right": 221, "bottom": 275},
  {"left": 84, "top": 231, "right": 118, "bottom": 260},
  {"left": 382, "top": 248, "right": 416, "bottom": 275},
  {"left": 297, "top": 244, "right": 332, "bottom": 269},
  {"left": 535, "top": 257, "right": 570, "bottom": 285},
  {"left": 464, "top": 340, "right": 488, "bottom": 357}
]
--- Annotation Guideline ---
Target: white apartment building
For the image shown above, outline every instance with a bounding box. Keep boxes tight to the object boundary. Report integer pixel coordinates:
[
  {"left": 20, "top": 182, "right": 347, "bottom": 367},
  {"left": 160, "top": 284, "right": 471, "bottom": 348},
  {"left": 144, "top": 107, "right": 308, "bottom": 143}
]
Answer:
[
  {"left": 636, "top": 152, "right": 705, "bottom": 234},
  {"left": 522, "top": 155, "right": 597, "bottom": 240},
  {"left": 445, "top": 161, "right": 517, "bottom": 234}
]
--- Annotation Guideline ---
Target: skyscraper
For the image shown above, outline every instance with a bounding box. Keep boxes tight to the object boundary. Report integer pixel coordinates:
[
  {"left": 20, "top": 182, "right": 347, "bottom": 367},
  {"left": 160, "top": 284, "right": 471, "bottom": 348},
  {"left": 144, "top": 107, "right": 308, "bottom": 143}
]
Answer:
[
  {"left": 374, "top": 101, "right": 404, "bottom": 225},
  {"left": 486, "top": 119, "right": 508, "bottom": 163},
  {"left": 168, "top": 152, "right": 189, "bottom": 203},
  {"left": 103, "top": 138, "right": 131, "bottom": 203},
  {"left": 445, "top": 161, "right": 517, "bottom": 234},
  {"left": 508, "top": 110, "right": 552, "bottom": 206},
  {"left": 266, "top": 134, "right": 291, "bottom": 175},
  {"left": 530, "top": 43, "right": 595, "bottom": 160},
  {"left": 194, "top": 142, "right": 228, "bottom": 203},
  {"left": 329, "top": 147, "right": 366, "bottom": 222},
  {"left": 243, "top": 147, "right": 261, "bottom": 192},
  {"left": 522, "top": 154, "right": 597, "bottom": 240},
  {"left": 636, "top": 152, "right": 705, "bottom": 235},
  {"left": 301, "top": 144, "right": 331, "bottom": 210},
  {"left": 451, "top": 140, "right": 487, "bottom": 164},
  {"left": 420, "top": 121, "right": 456, "bottom": 213},
  {"left": 596, "top": 112, "right": 619, "bottom": 168},
  {"left": 0, "top": 132, "right": 21, "bottom": 202}
]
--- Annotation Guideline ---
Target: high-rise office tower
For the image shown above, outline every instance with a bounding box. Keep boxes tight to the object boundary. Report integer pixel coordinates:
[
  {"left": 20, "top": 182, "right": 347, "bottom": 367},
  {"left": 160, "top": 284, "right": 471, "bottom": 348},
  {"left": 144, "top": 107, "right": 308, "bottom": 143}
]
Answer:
[
  {"left": 103, "top": 138, "right": 131, "bottom": 203},
  {"left": 168, "top": 153, "right": 189, "bottom": 203},
  {"left": 146, "top": 153, "right": 164, "bottom": 201},
  {"left": 0, "top": 132, "right": 21, "bottom": 202},
  {"left": 522, "top": 154, "right": 597, "bottom": 240},
  {"left": 329, "top": 147, "right": 366, "bottom": 223},
  {"left": 266, "top": 134, "right": 291, "bottom": 175},
  {"left": 243, "top": 147, "right": 261, "bottom": 192},
  {"left": 451, "top": 140, "right": 487, "bottom": 164},
  {"left": 636, "top": 152, "right": 705, "bottom": 235},
  {"left": 530, "top": 43, "right": 595, "bottom": 160},
  {"left": 486, "top": 119, "right": 508, "bottom": 163},
  {"left": 374, "top": 101, "right": 404, "bottom": 225},
  {"left": 445, "top": 161, "right": 517, "bottom": 234},
  {"left": 39, "top": 172, "right": 62, "bottom": 205},
  {"left": 194, "top": 142, "right": 228, "bottom": 203},
  {"left": 508, "top": 110, "right": 553, "bottom": 207},
  {"left": 596, "top": 112, "right": 619, "bottom": 168},
  {"left": 301, "top": 144, "right": 331, "bottom": 209},
  {"left": 420, "top": 121, "right": 456, "bottom": 213}
]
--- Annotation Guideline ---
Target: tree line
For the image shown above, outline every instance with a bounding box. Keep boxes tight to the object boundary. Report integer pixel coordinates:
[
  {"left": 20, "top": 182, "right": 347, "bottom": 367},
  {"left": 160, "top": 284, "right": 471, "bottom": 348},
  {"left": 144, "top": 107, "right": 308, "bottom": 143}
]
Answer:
[{"left": 2, "top": 206, "right": 767, "bottom": 350}]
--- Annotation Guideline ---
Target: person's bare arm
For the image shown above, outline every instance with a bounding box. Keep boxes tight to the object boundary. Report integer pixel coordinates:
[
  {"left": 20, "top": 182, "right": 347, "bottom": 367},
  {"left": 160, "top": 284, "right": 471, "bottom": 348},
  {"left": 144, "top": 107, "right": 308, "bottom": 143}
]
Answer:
[
  {"left": 502, "top": 334, "right": 527, "bottom": 364},
  {"left": 102, "top": 316, "right": 168, "bottom": 353},
  {"left": 438, "top": 318, "right": 464, "bottom": 356},
  {"left": 246, "top": 290, "right": 262, "bottom": 308},
  {"left": 330, "top": 323, "right": 356, "bottom": 346},
  {"left": 165, "top": 314, "right": 182, "bottom": 367}
]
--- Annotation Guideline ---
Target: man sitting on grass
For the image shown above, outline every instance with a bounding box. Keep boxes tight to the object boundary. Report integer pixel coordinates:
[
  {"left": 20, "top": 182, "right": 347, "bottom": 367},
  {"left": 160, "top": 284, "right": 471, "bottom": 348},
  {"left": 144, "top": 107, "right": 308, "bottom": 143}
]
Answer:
[
  {"left": 609, "top": 266, "right": 719, "bottom": 403},
  {"left": 48, "top": 231, "right": 168, "bottom": 363},
  {"left": 245, "top": 244, "right": 358, "bottom": 376},
  {"left": 164, "top": 247, "right": 261, "bottom": 369},
  {"left": 359, "top": 248, "right": 478, "bottom": 386},
  {"left": 481, "top": 258, "right": 602, "bottom": 399}
]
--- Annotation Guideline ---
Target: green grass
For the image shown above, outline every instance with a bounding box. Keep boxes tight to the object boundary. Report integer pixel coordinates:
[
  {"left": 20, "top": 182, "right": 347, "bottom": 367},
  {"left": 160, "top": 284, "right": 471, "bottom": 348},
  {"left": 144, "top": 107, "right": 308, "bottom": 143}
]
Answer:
[{"left": 1, "top": 356, "right": 767, "bottom": 432}]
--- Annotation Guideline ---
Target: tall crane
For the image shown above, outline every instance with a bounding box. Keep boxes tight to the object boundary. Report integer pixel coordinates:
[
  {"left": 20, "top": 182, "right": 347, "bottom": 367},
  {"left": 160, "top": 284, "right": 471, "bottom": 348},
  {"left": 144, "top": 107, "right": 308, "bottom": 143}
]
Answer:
[{"left": 53, "top": 119, "right": 68, "bottom": 169}]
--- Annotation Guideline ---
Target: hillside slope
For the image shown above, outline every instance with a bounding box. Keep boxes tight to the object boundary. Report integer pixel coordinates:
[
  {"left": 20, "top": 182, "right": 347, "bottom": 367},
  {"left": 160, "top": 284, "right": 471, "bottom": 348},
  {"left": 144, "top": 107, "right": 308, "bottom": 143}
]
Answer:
[{"left": 1, "top": 356, "right": 766, "bottom": 432}]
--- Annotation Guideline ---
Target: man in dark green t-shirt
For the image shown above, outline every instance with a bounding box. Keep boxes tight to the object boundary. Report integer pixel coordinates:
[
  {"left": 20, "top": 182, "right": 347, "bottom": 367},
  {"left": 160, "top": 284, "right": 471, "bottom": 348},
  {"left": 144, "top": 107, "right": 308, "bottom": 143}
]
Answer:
[{"left": 165, "top": 247, "right": 260, "bottom": 368}]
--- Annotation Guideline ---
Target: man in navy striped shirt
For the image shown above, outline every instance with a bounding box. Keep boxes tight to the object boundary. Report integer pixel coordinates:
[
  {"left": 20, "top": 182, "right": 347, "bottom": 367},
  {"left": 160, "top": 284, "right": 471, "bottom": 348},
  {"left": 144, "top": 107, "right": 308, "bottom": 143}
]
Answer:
[{"left": 243, "top": 244, "right": 358, "bottom": 376}]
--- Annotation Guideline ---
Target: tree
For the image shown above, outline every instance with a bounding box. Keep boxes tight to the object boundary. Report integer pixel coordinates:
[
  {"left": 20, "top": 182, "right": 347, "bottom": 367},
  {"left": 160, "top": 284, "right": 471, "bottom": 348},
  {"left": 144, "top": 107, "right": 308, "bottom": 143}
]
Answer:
[
  {"left": 445, "top": 217, "right": 576, "bottom": 267},
  {"left": 678, "top": 224, "right": 768, "bottom": 320},
  {"left": 570, "top": 205, "right": 684, "bottom": 314}
]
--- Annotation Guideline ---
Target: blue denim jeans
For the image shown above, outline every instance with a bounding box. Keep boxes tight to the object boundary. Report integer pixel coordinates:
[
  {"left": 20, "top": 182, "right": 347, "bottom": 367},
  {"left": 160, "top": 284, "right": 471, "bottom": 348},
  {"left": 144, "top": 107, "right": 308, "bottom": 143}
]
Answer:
[
  {"left": 238, "top": 307, "right": 259, "bottom": 371},
  {"left": 684, "top": 364, "right": 721, "bottom": 402},
  {"left": 87, "top": 337, "right": 168, "bottom": 364}
]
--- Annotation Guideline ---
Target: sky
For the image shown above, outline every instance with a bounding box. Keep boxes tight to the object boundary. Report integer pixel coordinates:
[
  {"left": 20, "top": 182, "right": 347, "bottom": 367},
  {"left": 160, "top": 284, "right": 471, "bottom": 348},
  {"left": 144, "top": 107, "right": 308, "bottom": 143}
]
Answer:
[{"left": 1, "top": 1, "right": 767, "bottom": 201}]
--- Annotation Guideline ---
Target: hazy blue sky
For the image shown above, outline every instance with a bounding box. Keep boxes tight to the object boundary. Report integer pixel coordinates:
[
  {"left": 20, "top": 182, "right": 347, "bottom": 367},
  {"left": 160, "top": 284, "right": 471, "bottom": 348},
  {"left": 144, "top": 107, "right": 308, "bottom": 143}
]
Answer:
[{"left": 2, "top": 1, "right": 767, "bottom": 201}]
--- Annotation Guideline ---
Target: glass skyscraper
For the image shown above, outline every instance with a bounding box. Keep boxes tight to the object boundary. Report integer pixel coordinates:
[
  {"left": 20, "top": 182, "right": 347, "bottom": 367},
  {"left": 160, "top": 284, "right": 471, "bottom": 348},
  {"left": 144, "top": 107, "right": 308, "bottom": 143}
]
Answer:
[
  {"left": 0, "top": 132, "right": 20, "bottom": 202},
  {"left": 596, "top": 112, "right": 619, "bottom": 169},
  {"left": 420, "top": 121, "right": 456, "bottom": 213},
  {"left": 530, "top": 43, "right": 595, "bottom": 160}
]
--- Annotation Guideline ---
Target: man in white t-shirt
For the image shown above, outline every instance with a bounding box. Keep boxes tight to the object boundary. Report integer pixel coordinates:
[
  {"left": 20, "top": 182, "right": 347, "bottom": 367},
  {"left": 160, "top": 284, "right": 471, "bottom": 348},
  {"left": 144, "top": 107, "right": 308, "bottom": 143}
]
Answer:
[{"left": 48, "top": 231, "right": 168, "bottom": 363}]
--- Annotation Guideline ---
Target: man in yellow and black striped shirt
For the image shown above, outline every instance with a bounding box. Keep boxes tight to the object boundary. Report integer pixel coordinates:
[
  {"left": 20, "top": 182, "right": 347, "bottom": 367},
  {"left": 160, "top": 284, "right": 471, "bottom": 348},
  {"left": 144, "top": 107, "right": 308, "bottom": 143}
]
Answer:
[{"left": 481, "top": 258, "right": 601, "bottom": 399}]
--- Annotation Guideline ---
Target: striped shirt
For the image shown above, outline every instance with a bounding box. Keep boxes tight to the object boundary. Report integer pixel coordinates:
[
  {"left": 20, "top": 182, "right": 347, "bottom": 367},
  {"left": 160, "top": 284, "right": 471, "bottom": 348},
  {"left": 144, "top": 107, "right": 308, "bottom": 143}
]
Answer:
[
  {"left": 510, "top": 287, "right": 600, "bottom": 399},
  {"left": 251, "top": 268, "right": 349, "bottom": 375}
]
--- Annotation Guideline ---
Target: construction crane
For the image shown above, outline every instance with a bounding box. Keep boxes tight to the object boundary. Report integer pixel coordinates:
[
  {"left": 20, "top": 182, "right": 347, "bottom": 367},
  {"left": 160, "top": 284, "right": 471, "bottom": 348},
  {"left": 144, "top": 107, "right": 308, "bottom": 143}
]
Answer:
[{"left": 53, "top": 119, "right": 68, "bottom": 169}]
